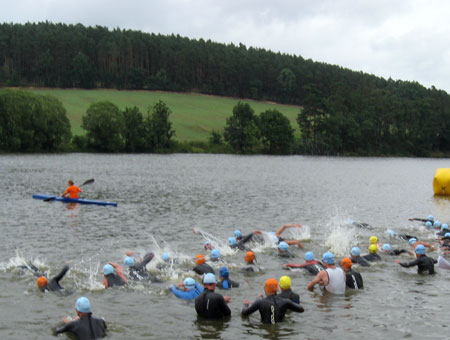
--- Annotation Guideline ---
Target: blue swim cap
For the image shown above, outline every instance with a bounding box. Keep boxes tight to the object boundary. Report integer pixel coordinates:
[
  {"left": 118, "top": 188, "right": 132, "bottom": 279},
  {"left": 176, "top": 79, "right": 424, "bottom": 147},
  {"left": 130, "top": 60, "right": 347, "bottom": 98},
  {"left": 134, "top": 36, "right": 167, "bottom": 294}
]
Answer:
[
  {"left": 409, "top": 238, "right": 417, "bottom": 245},
  {"left": 203, "top": 273, "right": 216, "bottom": 284},
  {"left": 234, "top": 230, "right": 242, "bottom": 238},
  {"left": 124, "top": 256, "right": 135, "bottom": 267},
  {"left": 428, "top": 215, "right": 434, "bottom": 221},
  {"left": 183, "top": 277, "right": 196, "bottom": 289},
  {"left": 425, "top": 221, "right": 432, "bottom": 229},
  {"left": 434, "top": 221, "right": 441, "bottom": 228},
  {"left": 162, "top": 253, "right": 170, "bottom": 261},
  {"left": 204, "top": 240, "right": 211, "bottom": 246},
  {"left": 445, "top": 232, "right": 450, "bottom": 238},
  {"left": 387, "top": 229, "right": 397, "bottom": 237},
  {"left": 278, "top": 241, "right": 289, "bottom": 251},
  {"left": 322, "top": 251, "right": 335, "bottom": 264},
  {"left": 103, "top": 264, "right": 114, "bottom": 275},
  {"left": 304, "top": 251, "right": 315, "bottom": 261},
  {"left": 348, "top": 219, "right": 355, "bottom": 224},
  {"left": 415, "top": 244, "right": 426, "bottom": 255},
  {"left": 228, "top": 237, "right": 237, "bottom": 246},
  {"left": 441, "top": 224, "right": 449, "bottom": 230},
  {"left": 382, "top": 243, "right": 392, "bottom": 251},
  {"left": 211, "top": 249, "right": 221, "bottom": 259},
  {"left": 351, "top": 247, "right": 360, "bottom": 256},
  {"left": 219, "top": 266, "right": 229, "bottom": 278},
  {"left": 75, "top": 297, "right": 91, "bottom": 313}
]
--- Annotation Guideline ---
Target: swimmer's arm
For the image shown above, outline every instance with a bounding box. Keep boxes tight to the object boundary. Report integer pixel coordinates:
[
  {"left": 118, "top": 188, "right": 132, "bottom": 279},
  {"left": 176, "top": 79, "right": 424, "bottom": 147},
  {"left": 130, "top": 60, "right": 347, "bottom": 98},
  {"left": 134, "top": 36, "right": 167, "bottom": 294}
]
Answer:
[
  {"left": 397, "top": 259, "right": 419, "bottom": 267},
  {"left": 109, "top": 262, "right": 128, "bottom": 283},
  {"left": 241, "top": 299, "right": 260, "bottom": 316},
  {"left": 283, "top": 263, "right": 309, "bottom": 269},
  {"left": 307, "top": 271, "right": 327, "bottom": 291},
  {"left": 52, "top": 265, "right": 69, "bottom": 284},
  {"left": 135, "top": 253, "right": 154, "bottom": 270},
  {"left": 408, "top": 218, "right": 427, "bottom": 222},
  {"left": 287, "top": 300, "right": 304, "bottom": 313}
]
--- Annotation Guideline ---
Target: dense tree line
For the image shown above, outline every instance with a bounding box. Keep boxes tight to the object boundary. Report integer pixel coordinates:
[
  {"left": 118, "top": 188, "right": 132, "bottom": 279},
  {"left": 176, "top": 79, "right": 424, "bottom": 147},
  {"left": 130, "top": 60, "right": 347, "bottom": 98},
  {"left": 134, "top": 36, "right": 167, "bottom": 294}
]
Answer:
[{"left": 2, "top": 22, "right": 450, "bottom": 155}]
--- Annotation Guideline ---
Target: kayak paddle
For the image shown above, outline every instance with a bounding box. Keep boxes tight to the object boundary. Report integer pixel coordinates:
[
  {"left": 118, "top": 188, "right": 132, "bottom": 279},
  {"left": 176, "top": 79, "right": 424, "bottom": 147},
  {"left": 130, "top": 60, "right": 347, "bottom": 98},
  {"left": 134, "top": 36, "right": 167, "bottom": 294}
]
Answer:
[{"left": 44, "top": 178, "right": 95, "bottom": 202}]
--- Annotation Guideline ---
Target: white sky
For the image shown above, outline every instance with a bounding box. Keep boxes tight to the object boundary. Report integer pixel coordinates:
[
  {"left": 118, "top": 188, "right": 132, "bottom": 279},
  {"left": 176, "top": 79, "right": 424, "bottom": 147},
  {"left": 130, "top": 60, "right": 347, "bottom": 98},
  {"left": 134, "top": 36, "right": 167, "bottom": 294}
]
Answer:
[{"left": 2, "top": 0, "right": 450, "bottom": 93}]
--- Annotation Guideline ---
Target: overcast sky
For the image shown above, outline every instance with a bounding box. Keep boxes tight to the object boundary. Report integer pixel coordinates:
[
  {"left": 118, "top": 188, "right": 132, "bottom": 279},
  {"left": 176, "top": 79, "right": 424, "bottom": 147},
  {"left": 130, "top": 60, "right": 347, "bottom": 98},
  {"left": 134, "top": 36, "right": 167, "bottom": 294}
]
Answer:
[{"left": 2, "top": 0, "right": 450, "bottom": 92}]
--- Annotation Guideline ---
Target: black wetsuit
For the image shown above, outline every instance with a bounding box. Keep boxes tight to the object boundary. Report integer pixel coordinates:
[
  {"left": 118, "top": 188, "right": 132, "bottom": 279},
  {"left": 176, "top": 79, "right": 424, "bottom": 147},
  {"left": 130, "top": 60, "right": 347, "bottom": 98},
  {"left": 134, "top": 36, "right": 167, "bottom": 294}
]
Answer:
[
  {"left": 193, "top": 263, "right": 215, "bottom": 275},
  {"left": 398, "top": 234, "right": 418, "bottom": 242},
  {"left": 278, "top": 251, "right": 295, "bottom": 259},
  {"left": 279, "top": 289, "right": 300, "bottom": 304},
  {"left": 351, "top": 221, "right": 372, "bottom": 229},
  {"left": 55, "top": 313, "right": 107, "bottom": 340},
  {"left": 217, "top": 278, "right": 240, "bottom": 290},
  {"left": 128, "top": 253, "right": 155, "bottom": 281},
  {"left": 400, "top": 255, "right": 437, "bottom": 274},
  {"left": 195, "top": 288, "right": 231, "bottom": 319},
  {"left": 409, "top": 218, "right": 433, "bottom": 224},
  {"left": 41, "top": 265, "right": 69, "bottom": 292},
  {"left": 436, "top": 230, "right": 449, "bottom": 237},
  {"left": 345, "top": 269, "right": 363, "bottom": 289},
  {"left": 242, "top": 294, "right": 304, "bottom": 324},
  {"left": 241, "top": 263, "right": 260, "bottom": 273},
  {"left": 351, "top": 256, "right": 371, "bottom": 267},
  {"left": 105, "top": 273, "right": 127, "bottom": 288},
  {"left": 362, "top": 253, "right": 382, "bottom": 262},
  {"left": 385, "top": 249, "right": 408, "bottom": 256}
]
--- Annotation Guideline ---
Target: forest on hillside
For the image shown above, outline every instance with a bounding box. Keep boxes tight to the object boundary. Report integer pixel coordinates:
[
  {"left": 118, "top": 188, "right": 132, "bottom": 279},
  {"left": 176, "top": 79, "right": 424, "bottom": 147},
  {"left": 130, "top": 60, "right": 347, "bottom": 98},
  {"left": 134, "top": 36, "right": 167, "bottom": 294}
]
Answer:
[{"left": 1, "top": 22, "right": 450, "bottom": 156}]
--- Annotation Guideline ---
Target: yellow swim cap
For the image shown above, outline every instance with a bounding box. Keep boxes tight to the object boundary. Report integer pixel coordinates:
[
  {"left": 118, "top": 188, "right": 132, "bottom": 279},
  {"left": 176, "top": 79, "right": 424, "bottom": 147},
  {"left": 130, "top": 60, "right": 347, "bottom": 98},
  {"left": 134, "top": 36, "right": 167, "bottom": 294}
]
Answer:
[
  {"left": 279, "top": 276, "right": 291, "bottom": 290},
  {"left": 369, "top": 244, "right": 378, "bottom": 254},
  {"left": 369, "top": 236, "right": 378, "bottom": 244}
]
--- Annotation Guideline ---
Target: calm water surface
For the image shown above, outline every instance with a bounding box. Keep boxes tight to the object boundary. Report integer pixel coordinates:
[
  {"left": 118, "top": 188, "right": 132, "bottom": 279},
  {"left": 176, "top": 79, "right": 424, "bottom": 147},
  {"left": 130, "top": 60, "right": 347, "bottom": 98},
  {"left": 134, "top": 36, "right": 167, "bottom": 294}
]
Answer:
[{"left": 1, "top": 154, "right": 449, "bottom": 339}]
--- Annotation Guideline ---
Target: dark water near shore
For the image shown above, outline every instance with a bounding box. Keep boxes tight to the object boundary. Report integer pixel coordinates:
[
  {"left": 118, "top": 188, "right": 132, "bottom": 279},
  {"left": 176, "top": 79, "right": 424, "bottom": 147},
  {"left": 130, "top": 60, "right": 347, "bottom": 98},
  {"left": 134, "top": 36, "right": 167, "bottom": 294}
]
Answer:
[{"left": 1, "top": 154, "right": 450, "bottom": 339}]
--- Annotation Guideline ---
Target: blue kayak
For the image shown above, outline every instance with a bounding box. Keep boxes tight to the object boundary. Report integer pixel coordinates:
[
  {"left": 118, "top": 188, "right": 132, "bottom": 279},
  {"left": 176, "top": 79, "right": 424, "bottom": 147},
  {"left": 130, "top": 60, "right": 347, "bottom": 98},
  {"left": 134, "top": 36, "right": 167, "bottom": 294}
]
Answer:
[{"left": 33, "top": 194, "right": 118, "bottom": 207}]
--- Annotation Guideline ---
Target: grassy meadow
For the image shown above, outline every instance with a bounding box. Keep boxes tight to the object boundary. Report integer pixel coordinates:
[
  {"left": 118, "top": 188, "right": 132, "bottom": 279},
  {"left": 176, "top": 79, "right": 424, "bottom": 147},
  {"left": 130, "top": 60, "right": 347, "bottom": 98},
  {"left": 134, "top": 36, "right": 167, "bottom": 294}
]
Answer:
[{"left": 20, "top": 88, "right": 301, "bottom": 142}]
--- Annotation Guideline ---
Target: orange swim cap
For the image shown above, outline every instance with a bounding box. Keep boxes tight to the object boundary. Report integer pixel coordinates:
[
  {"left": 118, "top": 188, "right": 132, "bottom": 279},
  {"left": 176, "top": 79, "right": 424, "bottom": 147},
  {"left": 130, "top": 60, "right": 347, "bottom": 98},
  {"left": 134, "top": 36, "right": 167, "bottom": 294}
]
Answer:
[
  {"left": 245, "top": 251, "right": 255, "bottom": 263},
  {"left": 341, "top": 257, "right": 353, "bottom": 269},
  {"left": 195, "top": 254, "right": 205, "bottom": 265},
  {"left": 37, "top": 276, "right": 48, "bottom": 288},
  {"left": 264, "top": 278, "right": 279, "bottom": 295}
]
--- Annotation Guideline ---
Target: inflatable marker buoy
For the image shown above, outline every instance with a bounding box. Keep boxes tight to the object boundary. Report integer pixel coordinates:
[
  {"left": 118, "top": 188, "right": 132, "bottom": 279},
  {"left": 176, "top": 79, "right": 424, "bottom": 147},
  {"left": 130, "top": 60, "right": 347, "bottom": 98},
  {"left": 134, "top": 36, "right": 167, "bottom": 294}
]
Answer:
[{"left": 433, "top": 168, "right": 450, "bottom": 195}]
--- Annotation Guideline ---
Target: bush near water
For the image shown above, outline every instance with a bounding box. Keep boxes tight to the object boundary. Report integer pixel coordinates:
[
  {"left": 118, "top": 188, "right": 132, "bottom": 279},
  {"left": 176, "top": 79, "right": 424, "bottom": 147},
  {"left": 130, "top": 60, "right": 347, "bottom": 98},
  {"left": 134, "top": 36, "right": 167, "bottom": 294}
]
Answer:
[{"left": 2, "top": 22, "right": 450, "bottom": 156}]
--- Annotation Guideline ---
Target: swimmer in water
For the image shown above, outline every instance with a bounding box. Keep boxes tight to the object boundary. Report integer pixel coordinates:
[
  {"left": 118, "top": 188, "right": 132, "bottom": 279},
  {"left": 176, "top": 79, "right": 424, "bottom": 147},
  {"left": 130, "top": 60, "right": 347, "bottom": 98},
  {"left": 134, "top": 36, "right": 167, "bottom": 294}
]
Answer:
[
  {"left": 278, "top": 275, "right": 300, "bottom": 303},
  {"left": 54, "top": 296, "right": 107, "bottom": 339},
  {"left": 102, "top": 263, "right": 127, "bottom": 288},
  {"left": 34, "top": 262, "right": 71, "bottom": 293},
  {"left": 341, "top": 258, "right": 363, "bottom": 290},
  {"left": 216, "top": 267, "right": 240, "bottom": 289},
  {"left": 307, "top": 252, "right": 346, "bottom": 294},
  {"left": 408, "top": 238, "right": 436, "bottom": 251},
  {"left": 380, "top": 244, "right": 412, "bottom": 256},
  {"left": 282, "top": 251, "right": 324, "bottom": 275},
  {"left": 210, "top": 249, "right": 221, "bottom": 262},
  {"left": 396, "top": 244, "right": 437, "bottom": 274},
  {"left": 195, "top": 273, "right": 231, "bottom": 319},
  {"left": 204, "top": 240, "right": 213, "bottom": 250},
  {"left": 408, "top": 215, "right": 434, "bottom": 224},
  {"left": 350, "top": 247, "right": 371, "bottom": 267},
  {"left": 275, "top": 224, "right": 304, "bottom": 248},
  {"left": 124, "top": 251, "right": 157, "bottom": 281},
  {"left": 169, "top": 277, "right": 204, "bottom": 300},
  {"left": 362, "top": 244, "right": 382, "bottom": 262},
  {"left": 436, "top": 224, "right": 449, "bottom": 237},
  {"left": 277, "top": 242, "right": 295, "bottom": 258},
  {"left": 193, "top": 254, "right": 215, "bottom": 275},
  {"left": 348, "top": 220, "right": 373, "bottom": 229},
  {"left": 242, "top": 278, "right": 304, "bottom": 324},
  {"left": 241, "top": 251, "right": 261, "bottom": 273}
]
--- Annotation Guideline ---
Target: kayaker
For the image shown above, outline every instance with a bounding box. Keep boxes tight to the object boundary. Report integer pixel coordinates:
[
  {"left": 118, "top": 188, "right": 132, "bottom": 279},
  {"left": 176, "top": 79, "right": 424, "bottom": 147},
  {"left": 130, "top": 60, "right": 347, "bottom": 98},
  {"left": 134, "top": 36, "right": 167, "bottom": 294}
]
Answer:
[
  {"left": 54, "top": 296, "right": 107, "bottom": 339},
  {"left": 62, "top": 180, "right": 82, "bottom": 199}
]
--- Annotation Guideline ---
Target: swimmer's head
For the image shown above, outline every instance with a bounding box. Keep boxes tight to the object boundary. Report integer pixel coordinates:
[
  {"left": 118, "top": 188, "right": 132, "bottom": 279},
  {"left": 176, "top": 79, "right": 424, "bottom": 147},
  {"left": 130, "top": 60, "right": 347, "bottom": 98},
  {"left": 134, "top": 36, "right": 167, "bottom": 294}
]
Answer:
[
  {"left": 195, "top": 254, "right": 205, "bottom": 265},
  {"left": 425, "top": 221, "right": 432, "bottom": 229},
  {"left": 277, "top": 241, "right": 289, "bottom": 252},
  {"left": 264, "top": 278, "right": 279, "bottom": 295},
  {"left": 183, "top": 277, "right": 196, "bottom": 290},
  {"left": 75, "top": 297, "right": 91, "bottom": 313},
  {"left": 441, "top": 224, "right": 449, "bottom": 231},
  {"left": 434, "top": 221, "right": 441, "bottom": 228},
  {"left": 219, "top": 267, "right": 229, "bottom": 278},
  {"left": 103, "top": 264, "right": 114, "bottom": 275},
  {"left": 211, "top": 249, "right": 221, "bottom": 259},
  {"left": 304, "top": 251, "right": 315, "bottom": 261},
  {"left": 279, "top": 276, "right": 291, "bottom": 290},
  {"left": 409, "top": 238, "right": 417, "bottom": 246},
  {"left": 322, "top": 251, "right": 335, "bottom": 264},
  {"left": 428, "top": 215, "right": 434, "bottom": 221},
  {"left": 124, "top": 256, "right": 135, "bottom": 267},
  {"left": 387, "top": 229, "right": 397, "bottom": 237},
  {"left": 369, "top": 244, "right": 378, "bottom": 254},
  {"left": 350, "top": 247, "right": 360, "bottom": 256},
  {"left": 369, "top": 236, "right": 378, "bottom": 244},
  {"left": 415, "top": 244, "right": 426, "bottom": 255},
  {"left": 37, "top": 276, "right": 48, "bottom": 288},
  {"left": 204, "top": 241, "right": 213, "bottom": 250},
  {"left": 340, "top": 257, "right": 353, "bottom": 269},
  {"left": 445, "top": 232, "right": 450, "bottom": 238},
  {"left": 382, "top": 243, "right": 392, "bottom": 251},
  {"left": 234, "top": 230, "right": 242, "bottom": 238},
  {"left": 228, "top": 237, "right": 237, "bottom": 246},
  {"left": 162, "top": 253, "right": 171, "bottom": 262},
  {"left": 245, "top": 251, "right": 255, "bottom": 264},
  {"left": 203, "top": 273, "right": 216, "bottom": 284}
]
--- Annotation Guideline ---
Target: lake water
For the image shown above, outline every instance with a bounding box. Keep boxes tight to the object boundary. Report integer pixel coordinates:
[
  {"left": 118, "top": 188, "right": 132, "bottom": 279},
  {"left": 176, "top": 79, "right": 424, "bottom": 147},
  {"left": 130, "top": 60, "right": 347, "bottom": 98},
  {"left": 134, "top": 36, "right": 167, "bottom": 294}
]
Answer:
[{"left": 1, "top": 154, "right": 449, "bottom": 339}]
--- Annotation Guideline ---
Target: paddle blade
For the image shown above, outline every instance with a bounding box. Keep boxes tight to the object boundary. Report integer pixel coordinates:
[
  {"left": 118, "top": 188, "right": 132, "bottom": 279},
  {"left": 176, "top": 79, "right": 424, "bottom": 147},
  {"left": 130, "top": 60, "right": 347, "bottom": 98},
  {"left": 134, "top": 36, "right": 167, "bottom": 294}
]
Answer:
[
  {"left": 43, "top": 196, "right": 57, "bottom": 202},
  {"left": 81, "top": 178, "right": 94, "bottom": 186}
]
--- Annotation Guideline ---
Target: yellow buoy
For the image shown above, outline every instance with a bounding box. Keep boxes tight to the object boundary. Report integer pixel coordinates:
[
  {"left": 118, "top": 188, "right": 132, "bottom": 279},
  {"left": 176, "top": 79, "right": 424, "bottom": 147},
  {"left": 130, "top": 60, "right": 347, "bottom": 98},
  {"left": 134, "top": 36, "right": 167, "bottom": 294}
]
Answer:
[{"left": 433, "top": 168, "right": 450, "bottom": 195}]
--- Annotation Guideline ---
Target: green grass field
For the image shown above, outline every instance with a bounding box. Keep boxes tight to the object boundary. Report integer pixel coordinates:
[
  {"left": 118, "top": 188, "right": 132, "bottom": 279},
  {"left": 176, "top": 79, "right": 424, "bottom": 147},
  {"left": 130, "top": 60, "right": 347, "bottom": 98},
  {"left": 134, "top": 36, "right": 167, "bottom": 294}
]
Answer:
[{"left": 20, "top": 88, "right": 301, "bottom": 142}]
